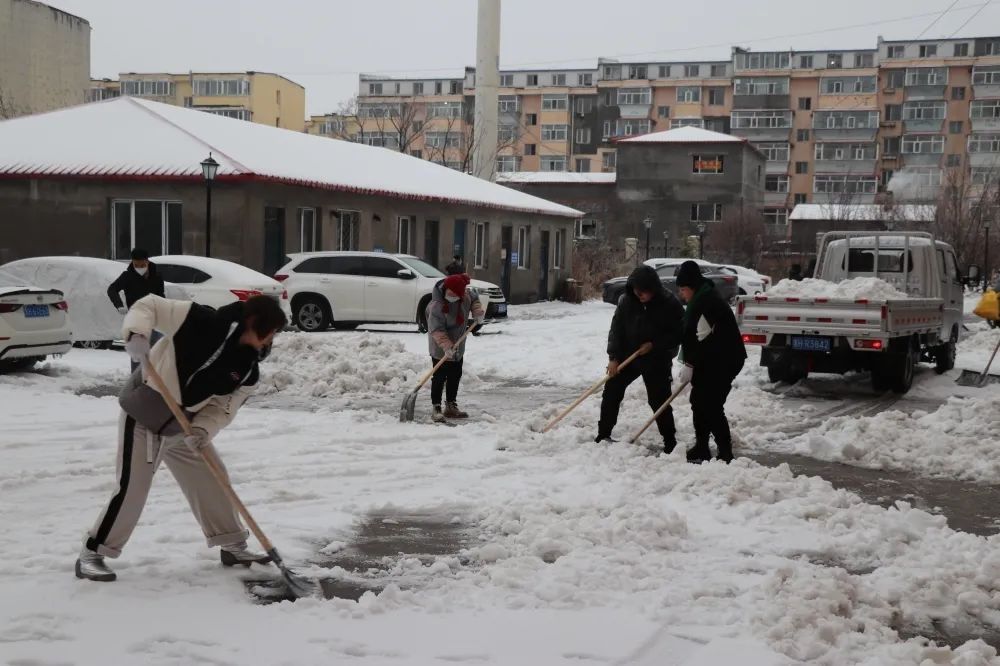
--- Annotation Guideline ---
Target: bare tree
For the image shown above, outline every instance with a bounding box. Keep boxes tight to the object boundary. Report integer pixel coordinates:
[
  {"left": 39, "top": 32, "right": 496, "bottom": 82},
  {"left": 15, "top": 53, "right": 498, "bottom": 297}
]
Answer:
[
  {"left": 926, "top": 165, "right": 1000, "bottom": 270},
  {"left": 704, "top": 203, "right": 768, "bottom": 267}
]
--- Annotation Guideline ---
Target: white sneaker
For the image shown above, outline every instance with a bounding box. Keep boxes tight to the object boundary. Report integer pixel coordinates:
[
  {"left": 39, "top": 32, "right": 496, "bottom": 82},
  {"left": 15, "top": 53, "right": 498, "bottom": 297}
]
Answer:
[{"left": 75, "top": 547, "right": 116, "bottom": 582}]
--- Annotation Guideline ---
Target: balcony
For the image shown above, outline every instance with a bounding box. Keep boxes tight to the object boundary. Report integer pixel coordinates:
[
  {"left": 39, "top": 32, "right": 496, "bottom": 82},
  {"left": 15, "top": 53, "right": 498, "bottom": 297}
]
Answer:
[
  {"left": 900, "top": 152, "right": 943, "bottom": 167},
  {"left": 619, "top": 104, "right": 652, "bottom": 119},
  {"left": 903, "top": 118, "right": 945, "bottom": 133},
  {"left": 972, "top": 117, "right": 1000, "bottom": 132},
  {"left": 764, "top": 191, "right": 789, "bottom": 205},
  {"left": 814, "top": 159, "right": 878, "bottom": 175},
  {"left": 765, "top": 160, "right": 789, "bottom": 175},
  {"left": 969, "top": 152, "right": 1000, "bottom": 168},
  {"left": 972, "top": 67, "right": 1000, "bottom": 99},
  {"left": 812, "top": 192, "right": 876, "bottom": 204},
  {"left": 731, "top": 95, "right": 790, "bottom": 110}
]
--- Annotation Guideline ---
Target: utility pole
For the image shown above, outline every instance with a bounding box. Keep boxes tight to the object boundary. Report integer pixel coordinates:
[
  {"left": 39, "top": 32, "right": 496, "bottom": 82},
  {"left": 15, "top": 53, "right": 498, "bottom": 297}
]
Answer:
[{"left": 472, "top": 0, "right": 500, "bottom": 181}]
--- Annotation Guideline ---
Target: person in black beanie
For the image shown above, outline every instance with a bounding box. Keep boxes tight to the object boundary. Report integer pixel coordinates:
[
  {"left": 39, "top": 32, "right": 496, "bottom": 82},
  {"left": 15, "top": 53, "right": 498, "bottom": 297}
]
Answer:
[
  {"left": 596, "top": 264, "right": 684, "bottom": 453},
  {"left": 675, "top": 261, "right": 747, "bottom": 463}
]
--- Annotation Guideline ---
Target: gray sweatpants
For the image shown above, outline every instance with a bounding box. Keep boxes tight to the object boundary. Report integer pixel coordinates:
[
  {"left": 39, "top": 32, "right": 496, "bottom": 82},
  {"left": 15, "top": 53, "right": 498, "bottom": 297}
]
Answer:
[{"left": 85, "top": 410, "right": 248, "bottom": 558}]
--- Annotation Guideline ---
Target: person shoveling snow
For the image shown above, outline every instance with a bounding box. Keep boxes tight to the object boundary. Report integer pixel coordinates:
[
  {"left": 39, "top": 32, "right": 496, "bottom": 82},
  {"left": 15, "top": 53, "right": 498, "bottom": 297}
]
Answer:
[
  {"left": 76, "top": 294, "right": 287, "bottom": 582},
  {"left": 425, "top": 273, "right": 485, "bottom": 423}
]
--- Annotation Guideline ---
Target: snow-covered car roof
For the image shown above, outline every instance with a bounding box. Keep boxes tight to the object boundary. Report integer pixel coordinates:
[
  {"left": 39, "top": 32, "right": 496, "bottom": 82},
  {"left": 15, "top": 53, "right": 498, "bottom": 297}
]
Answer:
[
  {"left": 152, "top": 255, "right": 280, "bottom": 286},
  {"left": 0, "top": 97, "right": 583, "bottom": 219}
]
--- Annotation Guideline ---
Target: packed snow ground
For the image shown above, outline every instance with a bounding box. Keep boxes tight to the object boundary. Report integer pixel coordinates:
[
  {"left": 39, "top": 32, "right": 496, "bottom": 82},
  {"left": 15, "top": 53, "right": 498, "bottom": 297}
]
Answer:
[{"left": 3, "top": 299, "right": 1000, "bottom": 665}]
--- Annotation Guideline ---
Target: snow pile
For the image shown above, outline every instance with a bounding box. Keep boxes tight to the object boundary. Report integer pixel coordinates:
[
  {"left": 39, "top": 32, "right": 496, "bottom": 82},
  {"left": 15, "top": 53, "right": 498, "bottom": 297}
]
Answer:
[
  {"left": 258, "top": 332, "right": 444, "bottom": 398},
  {"left": 768, "top": 277, "right": 907, "bottom": 301}
]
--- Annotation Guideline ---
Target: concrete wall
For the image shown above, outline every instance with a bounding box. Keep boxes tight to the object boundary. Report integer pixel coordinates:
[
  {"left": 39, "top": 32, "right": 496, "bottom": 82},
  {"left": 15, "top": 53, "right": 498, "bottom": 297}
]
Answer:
[
  {"left": 0, "top": 0, "right": 89, "bottom": 116},
  {"left": 0, "top": 178, "right": 574, "bottom": 303}
]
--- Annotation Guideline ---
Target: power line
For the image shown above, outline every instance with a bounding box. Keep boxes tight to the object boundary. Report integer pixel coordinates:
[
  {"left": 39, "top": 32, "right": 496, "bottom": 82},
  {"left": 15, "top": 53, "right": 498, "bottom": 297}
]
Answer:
[
  {"left": 282, "top": 3, "right": 989, "bottom": 78},
  {"left": 915, "top": 0, "right": 962, "bottom": 38},
  {"left": 949, "top": 0, "right": 992, "bottom": 37}
]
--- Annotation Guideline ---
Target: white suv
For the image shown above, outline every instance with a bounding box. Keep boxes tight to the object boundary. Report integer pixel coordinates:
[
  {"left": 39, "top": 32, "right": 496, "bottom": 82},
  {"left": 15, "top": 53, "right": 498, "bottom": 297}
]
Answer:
[{"left": 275, "top": 252, "right": 507, "bottom": 332}]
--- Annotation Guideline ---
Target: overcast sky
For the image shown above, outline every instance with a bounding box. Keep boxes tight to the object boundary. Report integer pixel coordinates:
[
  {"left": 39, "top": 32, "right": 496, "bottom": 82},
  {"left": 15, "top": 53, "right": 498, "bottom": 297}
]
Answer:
[{"left": 55, "top": 0, "right": 1000, "bottom": 116}]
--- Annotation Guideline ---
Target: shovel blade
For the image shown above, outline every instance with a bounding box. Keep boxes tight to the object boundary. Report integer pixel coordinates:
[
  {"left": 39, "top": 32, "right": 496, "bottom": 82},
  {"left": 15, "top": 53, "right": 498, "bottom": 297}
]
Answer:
[
  {"left": 956, "top": 369, "right": 1000, "bottom": 387},
  {"left": 266, "top": 548, "right": 322, "bottom": 600},
  {"left": 399, "top": 390, "right": 418, "bottom": 422}
]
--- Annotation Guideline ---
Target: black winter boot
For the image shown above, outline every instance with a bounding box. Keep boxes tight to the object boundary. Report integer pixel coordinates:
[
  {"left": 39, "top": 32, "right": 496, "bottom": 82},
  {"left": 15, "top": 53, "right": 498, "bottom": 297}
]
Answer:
[{"left": 221, "top": 542, "right": 272, "bottom": 567}]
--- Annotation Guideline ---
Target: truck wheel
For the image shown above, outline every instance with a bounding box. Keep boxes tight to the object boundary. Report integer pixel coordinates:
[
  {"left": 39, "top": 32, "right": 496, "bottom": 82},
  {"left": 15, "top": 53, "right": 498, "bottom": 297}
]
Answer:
[
  {"left": 890, "top": 351, "right": 915, "bottom": 394},
  {"left": 871, "top": 367, "right": 890, "bottom": 392},
  {"left": 934, "top": 331, "right": 957, "bottom": 374},
  {"left": 767, "top": 364, "right": 786, "bottom": 383}
]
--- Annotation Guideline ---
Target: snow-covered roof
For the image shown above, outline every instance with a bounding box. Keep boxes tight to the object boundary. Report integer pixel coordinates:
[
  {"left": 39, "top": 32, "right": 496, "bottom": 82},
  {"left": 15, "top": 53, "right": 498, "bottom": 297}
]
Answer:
[
  {"left": 0, "top": 98, "right": 582, "bottom": 219},
  {"left": 790, "top": 204, "right": 937, "bottom": 222},
  {"left": 496, "top": 172, "right": 616, "bottom": 185},
  {"left": 615, "top": 126, "right": 748, "bottom": 145}
]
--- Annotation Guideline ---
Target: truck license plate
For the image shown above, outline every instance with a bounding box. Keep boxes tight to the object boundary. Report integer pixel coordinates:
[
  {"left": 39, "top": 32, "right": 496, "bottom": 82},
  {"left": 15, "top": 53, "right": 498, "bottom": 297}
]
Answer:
[
  {"left": 495, "top": 303, "right": 507, "bottom": 315},
  {"left": 23, "top": 304, "right": 49, "bottom": 318},
  {"left": 791, "top": 336, "right": 831, "bottom": 352}
]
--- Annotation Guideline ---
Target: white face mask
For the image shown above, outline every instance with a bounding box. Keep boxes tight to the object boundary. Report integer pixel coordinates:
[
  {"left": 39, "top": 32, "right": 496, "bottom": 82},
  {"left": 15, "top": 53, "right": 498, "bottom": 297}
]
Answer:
[
  {"left": 445, "top": 293, "right": 460, "bottom": 302},
  {"left": 134, "top": 266, "right": 148, "bottom": 276}
]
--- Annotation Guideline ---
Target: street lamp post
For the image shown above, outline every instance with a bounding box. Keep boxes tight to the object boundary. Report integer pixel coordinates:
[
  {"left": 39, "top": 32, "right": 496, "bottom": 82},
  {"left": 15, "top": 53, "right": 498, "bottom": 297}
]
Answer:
[
  {"left": 662, "top": 230, "right": 669, "bottom": 257},
  {"left": 643, "top": 217, "right": 652, "bottom": 261},
  {"left": 200, "top": 153, "right": 220, "bottom": 257},
  {"left": 986, "top": 223, "right": 991, "bottom": 292},
  {"left": 697, "top": 222, "right": 707, "bottom": 260}
]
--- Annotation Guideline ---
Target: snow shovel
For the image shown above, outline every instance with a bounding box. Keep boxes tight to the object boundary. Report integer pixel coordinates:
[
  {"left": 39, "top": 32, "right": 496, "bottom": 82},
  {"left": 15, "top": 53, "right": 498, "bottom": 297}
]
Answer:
[
  {"left": 628, "top": 381, "right": 690, "bottom": 444},
  {"left": 144, "top": 363, "right": 321, "bottom": 600},
  {"left": 957, "top": 335, "right": 1000, "bottom": 388},
  {"left": 399, "top": 325, "right": 477, "bottom": 422},
  {"left": 542, "top": 349, "right": 643, "bottom": 433}
]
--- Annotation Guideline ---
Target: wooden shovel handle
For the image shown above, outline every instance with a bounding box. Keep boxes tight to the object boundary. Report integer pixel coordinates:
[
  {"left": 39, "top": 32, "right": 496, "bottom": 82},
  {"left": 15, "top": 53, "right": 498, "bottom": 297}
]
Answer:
[
  {"left": 410, "top": 324, "right": 476, "bottom": 393},
  {"left": 628, "top": 380, "right": 690, "bottom": 444},
  {"left": 144, "top": 363, "right": 274, "bottom": 552},
  {"left": 543, "top": 348, "right": 643, "bottom": 433}
]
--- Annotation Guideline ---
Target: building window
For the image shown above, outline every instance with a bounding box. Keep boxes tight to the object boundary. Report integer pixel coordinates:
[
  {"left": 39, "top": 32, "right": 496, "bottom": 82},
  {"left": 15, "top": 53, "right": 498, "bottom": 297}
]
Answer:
[
  {"left": 887, "top": 45, "right": 905, "bottom": 59},
  {"left": 971, "top": 100, "right": 1000, "bottom": 119},
  {"left": 815, "top": 143, "right": 876, "bottom": 160},
  {"left": 621, "top": 119, "right": 651, "bottom": 135},
  {"left": 201, "top": 108, "right": 252, "bottom": 121},
  {"left": 575, "top": 219, "right": 598, "bottom": 239},
  {"left": 692, "top": 155, "right": 725, "bottom": 174},
  {"left": 369, "top": 82, "right": 383, "bottom": 95},
  {"left": 111, "top": 200, "right": 182, "bottom": 259},
  {"left": 425, "top": 132, "right": 462, "bottom": 149},
  {"left": 983, "top": 41, "right": 1000, "bottom": 56},
  {"left": 671, "top": 118, "right": 704, "bottom": 129},
  {"left": 794, "top": 193, "right": 808, "bottom": 205},
  {"left": 541, "top": 124, "right": 568, "bottom": 141},
  {"left": 949, "top": 120, "right": 964, "bottom": 134},
  {"left": 969, "top": 134, "right": 1000, "bottom": 152},
  {"left": 397, "top": 217, "right": 414, "bottom": 253},
  {"left": 811, "top": 110, "right": 879, "bottom": 129},
  {"left": 855, "top": 53, "right": 875, "bottom": 68},
  {"left": 734, "top": 77, "right": 789, "bottom": 95},
  {"left": 617, "top": 88, "right": 652, "bottom": 105},
  {"left": 498, "top": 95, "right": 519, "bottom": 113},
  {"left": 297, "top": 208, "right": 316, "bottom": 252},
  {"left": 578, "top": 73, "right": 593, "bottom": 86},
  {"left": 795, "top": 161, "right": 809, "bottom": 174},
  {"left": 434, "top": 81, "right": 443, "bottom": 94},
  {"left": 525, "top": 144, "right": 537, "bottom": 155},
  {"left": 516, "top": 226, "right": 530, "bottom": 269},
  {"left": 972, "top": 167, "right": 999, "bottom": 185},
  {"left": 527, "top": 74, "right": 539, "bottom": 86},
  {"left": 449, "top": 81, "right": 461, "bottom": 94},
  {"left": 763, "top": 208, "right": 789, "bottom": 225},
  {"left": 526, "top": 113, "right": 538, "bottom": 126},
  {"left": 575, "top": 127, "right": 592, "bottom": 144},
  {"left": 121, "top": 79, "right": 176, "bottom": 97},
  {"left": 552, "top": 73, "right": 567, "bottom": 86},
  {"left": 319, "top": 119, "right": 344, "bottom": 135},
  {"left": 903, "top": 101, "right": 946, "bottom": 120},
  {"left": 919, "top": 44, "right": 938, "bottom": 58},
  {"left": 677, "top": 87, "right": 701, "bottom": 103},
  {"left": 542, "top": 94, "right": 568, "bottom": 110},
  {"left": 799, "top": 55, "right": 814, "bottom": 69},
  {"left": 731, "top": 110, "right": 793, "bottom": 128},
  {"left": 951, "top": 87, "right": 967, "bottom": 101},
  {"left": 601, "top": 151, "right": 617, "bottom": 171},
  {"left": 500, "top": 74, "right": 514, "bottom": 87},
  {"left": 628, "top": 65, "right": 647, "bottom": 80},
  {"left": 496, "top": 155, "right": 520, "bottom": 172},
  {"left": 552, "top": 229, "right": 565, "bottom": 269},
  {"left": 954, "top": 43, "right": 970, "bottom": 57},
  {"left": 883, "top": 136, "right": 901, "bottom": 156},
  {"left": 540, "top": 156, "right": 567, "bottom": 171},
  {"left": 335, "top": 210, "right": 360, "bottom": 251},
  {"left": 711, "top": 64, "right": 728, "bottom": 77},
  {"left": 410, "top": 82, "right": 423, "bottom": 95},
  {"left": 796, "top": 129, "right": 810, "bottom": 141},
  {"left": 690, "top": 203, "right": 722, "bottom": 222},
  {"left": 681, "top": 64, "right": 699, "bottom": 78},
  {"left": 575, "top": 158, "right": 591, "bottom": 172},
  {"left": 498, "top": 124, "right": 518, "bottom": 144},
  {"left": 474, "top": 222, "right": 488, "bottom": 268},
  {"left": 574, "top": 97, "right": 594, "bottom": 113},
  {"left": 657, "top": 106, "right": 671, "bottom": 118},
  {"left": 902, "top": 135, "right": 945, "bottom": 154},
  {"left": 946, "top": 154, "right": 962, "bottom": 167},
  {"left": 798, "top": 97, "right": 812, "bottom": 110},
  {"left": 702, "top": 88, "right": 723, "bottom": 106},
  {"left": 654, "top": 65, "right": 670, "bottom": 78},
  {"left": 813, "top": 175, "right": 878, "bottom": 194},
  {"left": 765, "top": 175, "right": 789, "bottom": 192},
  {"left": 905, "top": 67, "right": 947, "bottom": 86},
  {"left": 826, "top": 54, "right": 842, "bottom": 68},
  {"left": 884, "top": 104, "right": 902, "bottom": 121},
  {"left": 193, "top": 78, "right": 250, "bottom": 96},
  {"left": 735, "top": 52, "right": 791, "bottom": 70},
  {"left": 602, "top": 64, "right": 621, "bottom": 80},
  {"left": 427, "top": 102, "right": 462, "bottom": 118},
  {"left": 822, "top": 76, "right": 876, "bottom": 94},
  {"left": 756, "top": 142, "right": 790, "bottom": 161},
  {"left": 885, "top": 70, "right": 906, "bottom": 89}
]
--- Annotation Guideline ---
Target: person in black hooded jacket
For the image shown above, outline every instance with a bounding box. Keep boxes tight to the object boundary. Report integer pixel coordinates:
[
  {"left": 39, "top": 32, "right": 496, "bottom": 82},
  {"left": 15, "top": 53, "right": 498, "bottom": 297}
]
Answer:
[
  {"left": 107, "top": 248, "right": 166, "bottom": 312},
  {"left": 675, "top": 260, "right": 747, "bottom": 463},
  {"left": 596, "top": 264, "right": 685, "bottom": 453}
]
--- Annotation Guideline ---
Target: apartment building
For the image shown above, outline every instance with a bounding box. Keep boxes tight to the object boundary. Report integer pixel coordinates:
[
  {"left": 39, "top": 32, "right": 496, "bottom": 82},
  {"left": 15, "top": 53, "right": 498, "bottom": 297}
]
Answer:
[{"left": 87, "top": 72, "right": 306, "bottom": 131}]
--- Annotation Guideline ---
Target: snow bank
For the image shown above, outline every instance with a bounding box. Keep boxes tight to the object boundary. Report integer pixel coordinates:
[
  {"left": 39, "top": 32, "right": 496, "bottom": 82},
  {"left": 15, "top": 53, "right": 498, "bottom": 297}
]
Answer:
[{"left": 768, "top": 277, "right": 907, "bottom": 300}]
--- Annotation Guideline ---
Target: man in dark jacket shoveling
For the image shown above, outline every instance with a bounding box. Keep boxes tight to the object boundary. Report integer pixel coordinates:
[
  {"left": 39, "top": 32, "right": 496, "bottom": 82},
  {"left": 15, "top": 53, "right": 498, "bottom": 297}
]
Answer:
[
  {"left": 675, "top": 260, "right": 747, "bottom": 464},
  {"left": 75, "top": 293, "right": 287, "bottom": 582},
  {"left": 426, "top": 273, "right": 485, "bottom": 422},
  {"left": 596, "top": 265, "right": 685, "bottom": 453}
]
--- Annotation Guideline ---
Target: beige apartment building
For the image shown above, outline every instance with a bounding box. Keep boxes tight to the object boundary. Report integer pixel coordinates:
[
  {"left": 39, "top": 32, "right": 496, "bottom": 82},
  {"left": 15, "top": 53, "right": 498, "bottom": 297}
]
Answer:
[
  {"left": 338, "top": 32, "right": 1000, "bottom": 241},
  {"left": 0, "top": 0, "right": 90, "bottom": 117},
  {"left": 87, "top": 72, "right": 306, "bottom": 131}
]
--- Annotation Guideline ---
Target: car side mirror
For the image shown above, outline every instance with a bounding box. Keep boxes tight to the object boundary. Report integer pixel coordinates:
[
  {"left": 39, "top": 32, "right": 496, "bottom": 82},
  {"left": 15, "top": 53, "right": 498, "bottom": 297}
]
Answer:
[{"left": 397, "top": 268, "right": 415, "bottom": 280}]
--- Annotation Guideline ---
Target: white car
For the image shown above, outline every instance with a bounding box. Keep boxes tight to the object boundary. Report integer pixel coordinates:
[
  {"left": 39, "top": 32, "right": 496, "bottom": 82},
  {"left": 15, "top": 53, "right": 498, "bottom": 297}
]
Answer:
[
  {"left": 152, "top": 256, "right": 291, "bottom": 320},
  {"left": 0, "top": 271, "right": 73, "bottom": 370},
  {"left": 275, "top": 252, "right": 507, "bottom": 332},
  {"left": 720, "top": 265, "right": 771, "bottom": 295},
  {"left": 0, "top": 256, "right": 187, "bottom": 348}
]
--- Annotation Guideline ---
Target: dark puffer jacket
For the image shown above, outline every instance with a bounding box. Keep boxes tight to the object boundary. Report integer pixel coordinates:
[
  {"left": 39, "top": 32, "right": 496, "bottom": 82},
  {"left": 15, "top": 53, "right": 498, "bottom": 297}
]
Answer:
[
  {"left": 107, "top": 263, "right": 166, "bottom": 310},
  {"left": 681, "top": 279, "right": 747, "bottom": 379},
  {"left": 607, "top": 265, "right": 684, "bottom": 362}
]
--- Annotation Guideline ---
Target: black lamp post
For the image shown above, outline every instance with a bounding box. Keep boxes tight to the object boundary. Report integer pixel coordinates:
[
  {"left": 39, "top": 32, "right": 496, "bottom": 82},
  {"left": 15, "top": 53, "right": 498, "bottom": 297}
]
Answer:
[
  {"left": 697, "top": 222, "right": 707, "bottom": 260},
  {"left": 200, "top": 153, "right": 219, "bottom": 257},
  {"left": 643, "top": 217, "right": 652, "bottom": 260},
  {"left": 662, "top": 230, "right": 669, "bottom": 257}
]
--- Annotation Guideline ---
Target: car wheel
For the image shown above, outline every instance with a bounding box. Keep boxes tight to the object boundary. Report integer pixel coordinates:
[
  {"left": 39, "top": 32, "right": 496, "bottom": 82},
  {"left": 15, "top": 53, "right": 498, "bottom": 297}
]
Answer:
[{"left": 295, "top": 298, "right": 330, "bottom": 332}]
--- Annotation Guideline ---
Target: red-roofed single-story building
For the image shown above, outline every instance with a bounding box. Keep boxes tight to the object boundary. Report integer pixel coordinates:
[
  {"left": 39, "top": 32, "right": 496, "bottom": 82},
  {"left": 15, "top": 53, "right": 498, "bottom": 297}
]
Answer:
[{"left": 0, "top": 97, "right": 581, "bottom": 302}]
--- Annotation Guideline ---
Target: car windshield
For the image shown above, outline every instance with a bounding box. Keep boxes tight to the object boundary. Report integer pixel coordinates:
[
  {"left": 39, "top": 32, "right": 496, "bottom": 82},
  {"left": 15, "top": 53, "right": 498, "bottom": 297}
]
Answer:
[
  {"left": 656, "top": 264, "right": 711, "bottom": 277},
  {"left": 396, "top": 256, "right": 445, "bottom": 278}
]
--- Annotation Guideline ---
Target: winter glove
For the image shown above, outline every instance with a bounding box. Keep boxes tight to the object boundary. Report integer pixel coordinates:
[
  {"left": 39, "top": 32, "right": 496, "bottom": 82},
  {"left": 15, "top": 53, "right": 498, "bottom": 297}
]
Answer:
[
  {"left": 117, "top": 306, "right": 128, "bottom": 316},
  {"left": 124, "top": 334, "right": 150, "bottom": 363},
  {"left": 183, "top": 427, "right": 210, "bottom": 453},
  {"left": 443, "top": 347, "right": 456, "bottom": 361},
  {"left": 678, "top": 364, "right": 693, "bottom": 385}
]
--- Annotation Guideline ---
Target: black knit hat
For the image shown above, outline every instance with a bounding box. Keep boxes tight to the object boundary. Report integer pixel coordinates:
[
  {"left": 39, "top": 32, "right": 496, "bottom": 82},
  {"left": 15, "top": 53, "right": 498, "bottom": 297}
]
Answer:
[
  {"left": 675, "top": 260, "right": 704, "bottom": 289},
  {"left": 130, "top": 248, "right": 150, "bottom": 261}
]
